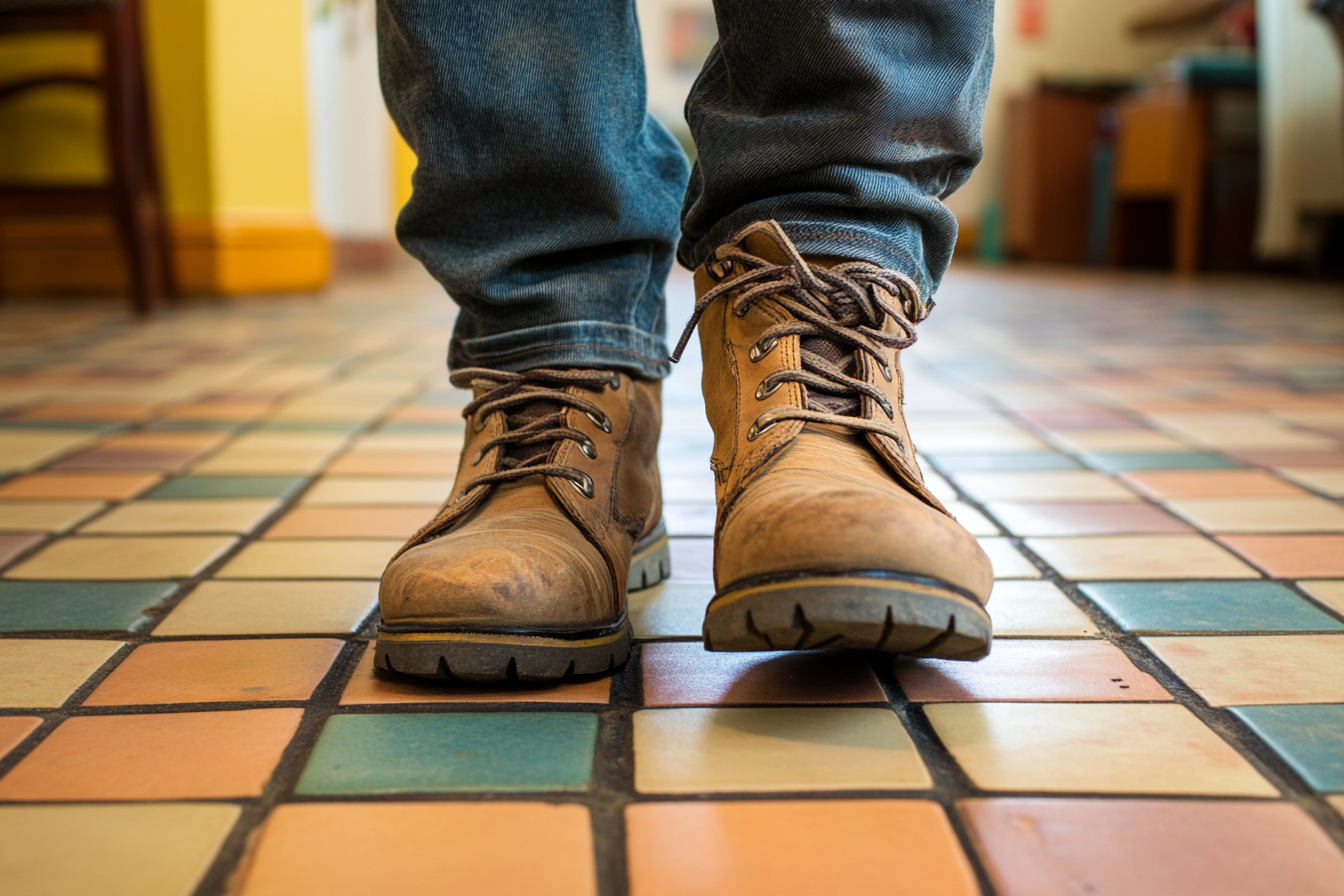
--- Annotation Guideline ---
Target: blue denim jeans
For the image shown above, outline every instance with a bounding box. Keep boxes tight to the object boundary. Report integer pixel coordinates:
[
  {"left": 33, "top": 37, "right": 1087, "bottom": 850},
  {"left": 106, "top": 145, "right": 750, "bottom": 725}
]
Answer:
[{"left": 377, "top": 0, "right": 994, "bottom": 378}]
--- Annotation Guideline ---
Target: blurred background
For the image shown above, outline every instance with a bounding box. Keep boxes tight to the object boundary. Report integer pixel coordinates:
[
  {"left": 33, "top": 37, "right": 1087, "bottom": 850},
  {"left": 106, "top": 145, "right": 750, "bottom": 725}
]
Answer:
[{"left": 0, "top": 0, "right": 1340, "bottom": 310}]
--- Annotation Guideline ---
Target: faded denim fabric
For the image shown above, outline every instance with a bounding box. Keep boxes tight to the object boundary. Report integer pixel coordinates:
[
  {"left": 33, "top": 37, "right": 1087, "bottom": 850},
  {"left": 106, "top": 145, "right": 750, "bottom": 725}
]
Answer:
[{"left": 377, "top": 0, "right": 994, "bottom": 379}]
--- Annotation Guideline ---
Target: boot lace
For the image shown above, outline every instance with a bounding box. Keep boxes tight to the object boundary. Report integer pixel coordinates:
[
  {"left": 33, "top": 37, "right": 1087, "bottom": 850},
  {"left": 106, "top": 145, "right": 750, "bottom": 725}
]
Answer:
[
  {"left": 670, "top": 237, "right": 931, "bottom": 444},
  {"left": 451, "top": 367, "right": 620, "bottom": 499}
]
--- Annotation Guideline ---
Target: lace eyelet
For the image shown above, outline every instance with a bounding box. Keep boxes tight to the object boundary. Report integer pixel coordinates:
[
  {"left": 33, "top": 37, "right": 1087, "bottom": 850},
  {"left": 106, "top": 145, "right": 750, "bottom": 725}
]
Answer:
[
  {"left": 472, "top": 448, "right": 486, "bottom": 466},
  {"left": 473, "top": 415, "right": 486, "bottom": 433},
  {"left": 570, "top": 473, "right": 595, "bottom": 498},
  {"left": 879, "top": 360, "right": 893, "bottom": 382},
  {"left": 746, "top": 419, "right": 777, "bottom": 442},
  {"left": 578, "top": 438, "right": 597, "bottom": 460},
  {"left": 733, "top": 303, "right": 749, "bottom": 318},
  {"left": 754, "top": 379, "right": 780, "bottom": 401},
  {"left": 586, "top": 410, "right": 612, "bottom": 433},
  {"left": 748, "top": 337, "right": 778, "bottom": 363},
  {"left": 609, "top": 372, "right": 621, "bottom": 390}
]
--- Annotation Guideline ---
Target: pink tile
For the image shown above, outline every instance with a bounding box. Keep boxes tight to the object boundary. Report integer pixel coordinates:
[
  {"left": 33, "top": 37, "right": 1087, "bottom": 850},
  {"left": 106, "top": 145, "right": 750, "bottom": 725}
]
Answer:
[
  {"left": 0, "top": 534, "right": 44, "bottom": 568},
  {"left": 640, "top": 642, "right": 886, "bottom": 706}
]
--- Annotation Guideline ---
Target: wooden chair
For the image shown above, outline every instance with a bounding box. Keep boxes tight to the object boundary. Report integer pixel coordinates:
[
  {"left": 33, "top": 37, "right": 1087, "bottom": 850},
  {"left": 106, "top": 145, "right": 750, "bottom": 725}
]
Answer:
[{"left": 0, "top": 0, "right": 175, "bottom": 313}]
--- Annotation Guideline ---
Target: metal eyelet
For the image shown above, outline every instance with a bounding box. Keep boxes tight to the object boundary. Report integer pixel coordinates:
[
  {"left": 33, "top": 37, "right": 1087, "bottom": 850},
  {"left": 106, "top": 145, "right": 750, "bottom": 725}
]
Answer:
[
  {"left": 473, "top": 415, "right": 487, "bottom": 433},
  {"left": 745, "top": 419, "right": 777, "bottom": 442},
  {"left": 748, "top": 337, "right": 778, "bottom": 363},
  {"left": 586, "top": 410, "right": 612, "bottom": 433},
  {"left": 881, "top": 400, "right": 895, "bottom": 420},
  {"left": 878, "top": 360, "right": 893, "bottom": 382},
  {"left": 732, "top": 303, "right": 749, "bottom": 318},
  {"left": 570, "top": 473, "right": 595, "bottom": 498},
  {"left": 754, "top": 379, "right": 780, "bottom": 401},
  {"left": 609, "top": 372, "right": 621, "bottom": 390},
  {"left": 472, "top": 448, "right": 486, "bottom": 466},
  {"left": 578, "top": 438, "right": 597, "bottom": 460}
]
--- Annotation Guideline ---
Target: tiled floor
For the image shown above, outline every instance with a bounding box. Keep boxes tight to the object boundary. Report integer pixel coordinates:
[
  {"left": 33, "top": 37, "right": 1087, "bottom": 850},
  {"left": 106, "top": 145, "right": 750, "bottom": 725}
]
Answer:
[{"left": 1, "top": 263, "right": 1343, "bottom": 895}]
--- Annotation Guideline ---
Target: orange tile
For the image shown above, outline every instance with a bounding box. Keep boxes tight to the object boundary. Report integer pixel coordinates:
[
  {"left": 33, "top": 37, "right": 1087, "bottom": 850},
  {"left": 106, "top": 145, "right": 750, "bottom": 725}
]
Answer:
[
  {"left": 0, "top": 716, "right": 41, "bottom": 759},
  {"left": 385, "top": 405, "right": 464, "bottom": 424},
  {"left": 14, "top": 402, "right": 158, "bottom": 422},
  {"left": 265, "top": 506, "right": 438, "bottom": 539},
  {"left": 0, "top": 472, "right": 162, "bottom": 500},
  {"left": 626, "top": 800, "right": 978, "bottom": 896},
  {"left": 84, "top": 639, "right": 344, "bottom": 705},
  {"left": 325, "top": 453, "right": 459, "bottom": 475},
  {"left": 339, "top": 648, "right": 610, "bottom": 705},
  {"left": 1218, "top": 535, "right": 1344, "bottom": 578},
  {"left": 0, "top": 708, "right": 302, "bottom": 801},
  {"left": 1120, "top": 470, "right": 1307, "bottom": 500},
  {"left": 237, "top": 803, "right": 594, "bottom": 896}
]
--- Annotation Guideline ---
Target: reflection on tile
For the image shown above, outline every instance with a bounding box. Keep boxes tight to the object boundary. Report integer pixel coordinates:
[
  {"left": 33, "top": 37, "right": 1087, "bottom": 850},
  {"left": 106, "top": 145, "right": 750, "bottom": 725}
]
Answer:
[
  {"left": 641, "top": 642, "right": 886, "bottom": 706},
  {"left": 6, "top": 536, "right": 237, "bottom": 580},
  {"left": 626, "top": 800, "right": 978, "bottom": 896},
  {"left": 79, "top": 499, "right": 279, "bottom": 534},
  {"left": 1166, "top": 497, "right": 1344, "bottom": 534},
  {"left": 300, "top": 477, "right": 454, "bottom": 506},
  {"left": 0, "top": 472, "right": 161, "bottom": 500},
  {"left": 85, "top": 638, "right": 343, "bottom": 705},
  {"left": 663, "top": 503, "right": 715, "bottom": 536},
  {"left": 296, "top": 713, "right": 598, "bottom": 794},
  {"left": 1230, "top": 705, "right": 1344, "bottom": 792},
  {"left": 339, "top": 648, "right": 611, "bottom": 704},
  {"left": 264, "top": 506, "right": 437, "bottom": 539},
  {"left": 953, "top": 471, "right": 1138, "bottom": 503},
  {"left": 925, "top": 703, "right": 1275, "bottom": 795},
  {"left": 0, "top": 803, "right": 242, "bottom": 896},
  {"left": 629, "top": 579, "right": 712, "bottom": 639},
  {"left": 1142, "top": 635, "right": 1344, "bottom": 706},
  {"left": 0, "top": 716, "right": 41, "bottom": 760},
  {"left": 987, "top": 501, "right": 1191, "bottom": 536},
  {"left": 0, "top": 639, "right": 122, "bottom": 707},
  {"left": 1121, "top": 470, "right": 1306, "bottom": 500},
  {"left": 1080, "top": 581, "right": 1343, "bottom": 633},
  {"left": 0, "top": 581, "right": 175, "bottom": 631},
  {"left": 0, "top": 708, "right": 303, "bottom": 800},
  {"left": 987, "top": 581, "right": 1100, "bottom": 637},
  {"left": 0, "top": 501, "right": 104, "bottom": 533},
  {"left": 216, "top": 539, "right": 401, "bottom": 579},
  {"left": 1218, "top": 535, "right": 1344, "bottom": 578},
  {"left": 1026, "top": 535, "right": 1260, "bottom": 580},
  {"left": 897, "top": 640, "right": 1169, "bottom": 702},
  {"left": 633, "top": 707, "right": 931, "bottom": 793},
  {"left": 236, "top": 803, "right": 595, "bottom": 896},
  {"left": 668, "top": 537, "right": 712, "bottom": 580},
  {"left": 146, "top": 476, "right": 307, "bottom": 500},
  {"left": 960, "top": 798, "right": 1344, "bottom": 896},
  {"left": 1298, "top": 580, "right": 1344, "bottom": 616},
  {"left": 155, "top": 581, "right": 377, "bottom": 635}
]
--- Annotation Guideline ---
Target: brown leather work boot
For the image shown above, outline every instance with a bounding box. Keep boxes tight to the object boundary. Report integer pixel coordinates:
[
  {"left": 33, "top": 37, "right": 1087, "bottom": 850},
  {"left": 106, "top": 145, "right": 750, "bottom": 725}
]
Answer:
[
  {"left": 673, "top": 221, "right": 993, "bottom": 660},
  {"left": 376, "top": 367, "right": 669, "bottom": 680}
]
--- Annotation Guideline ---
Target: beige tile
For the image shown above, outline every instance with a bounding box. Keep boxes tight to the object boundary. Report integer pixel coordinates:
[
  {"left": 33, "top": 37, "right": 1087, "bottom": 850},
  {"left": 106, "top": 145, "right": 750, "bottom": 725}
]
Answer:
[
  {"left": 945, "top": 501, "right": 1000, "bottom": 536},
  {"left": 953, "top": 471, "right": 1138, "bottom": 503},
  {"left": 79, "top": 499, "right": 279, "bottom": 535},
  {"left": 0, "top": 639, "right": 122, "bottom": 707},
  {"left": 988, "top": 581, "right": 1100, "bottom": 637},
  {"left": 346, "top": 433, "right": 465, "bottom": 454},
  {"left": 1148, "top": 412, "right": 1337, "bottom": 449},
  {"left": 1025, "top": 535, "right": 1261, "bottom": 580},
  {"left": 1165, "top": 497, "right": 1344, "bottom": 534},
  {"left": 0, "top": 501, "right": 104, "bottom": 533},
  {"left": 154, "top": 580, "right": 378, "bottom": 635},
  {"left": 1277, "top": 467, "right": 1344, "bottom": 498},
  {"left": 1142, "top": 634, "right": 1344, "bottom": 706},
  {"left": 0, "top": 803, "right": 241, "bottom": 896},
  {"left": 1298, "top": 580, "right": 1344, "bottom": 616},
  {"left": 1047, "top": 429, "right": 1192, "bottom": 453},
  {"left": 629, "top": 580, "right": 714, "bottom": 639},
  {"left": 633, "top": 707, "right": 931, "bottom": 793},
  {"left": 0, "top": 429, "right": 99, "bottom": 473},
  {"left": 216, "top": 539, "right": 401, "bottom": 579},
  {"left": 0, "top": 472, "right": 162, "bottom": 500},
  {"left": 5, "top": 536, "right": 237, "bottom": 580},
  {"left": 300, "top": 477, "right": 455, "bottom": 506},
  {"left": 190, "top": 433, "right": 348, "bottom": 475},
  {"left": 925, "top": 702, "right": 1276, "bottom": 796},
  {"left": 978, "top": 538, "right": 1042, "bottom": 579},
  {"left": 1330, "top": 795, "right": 1344, "bottom": 819}
]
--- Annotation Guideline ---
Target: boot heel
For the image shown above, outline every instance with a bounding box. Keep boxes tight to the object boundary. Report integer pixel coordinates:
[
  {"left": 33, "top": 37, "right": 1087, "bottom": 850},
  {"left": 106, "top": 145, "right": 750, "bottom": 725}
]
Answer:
[{"left": 627, "top": 519, "right": 671, "bottom": 591}]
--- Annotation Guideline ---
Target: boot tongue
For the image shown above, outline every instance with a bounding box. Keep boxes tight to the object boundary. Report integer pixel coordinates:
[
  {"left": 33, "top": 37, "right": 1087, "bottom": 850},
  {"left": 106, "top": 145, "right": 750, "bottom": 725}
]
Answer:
[{"left": 503, "top": 399, "right": 563, "bottom": 465}]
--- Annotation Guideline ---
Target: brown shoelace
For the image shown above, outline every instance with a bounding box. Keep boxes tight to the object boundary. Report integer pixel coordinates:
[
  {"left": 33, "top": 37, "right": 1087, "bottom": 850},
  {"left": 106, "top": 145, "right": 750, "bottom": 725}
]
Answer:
[
  {"left": 671, "top": 237, "right": 930, "bottom": 444},
  {"left": 451, "top": 367, "right": 619, "bottom": 499}
]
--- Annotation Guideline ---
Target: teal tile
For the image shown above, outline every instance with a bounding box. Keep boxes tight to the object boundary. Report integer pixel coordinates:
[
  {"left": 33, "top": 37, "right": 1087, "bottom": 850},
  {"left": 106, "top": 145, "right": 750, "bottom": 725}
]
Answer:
[
  {"left": 923, "top": 452, "right": 1082, "bottom": 471},
  {"left": 1080, "top": 452, "right": 1241, "bottom": 473},
  {"left": 0, "top": 581, "right": 177, "bottom": 631},
  {"left": 146, "top": 476, "right": 308, "bottom": 499},
  {"left": 296, "top": 712, "right": 598, "bottom": 795},
  {"left": 1079, "top": 581, "right": 1344, "bottom": 633},
  {"left": 1230, "top": 705, "right": 1344, "bottom": 792}
]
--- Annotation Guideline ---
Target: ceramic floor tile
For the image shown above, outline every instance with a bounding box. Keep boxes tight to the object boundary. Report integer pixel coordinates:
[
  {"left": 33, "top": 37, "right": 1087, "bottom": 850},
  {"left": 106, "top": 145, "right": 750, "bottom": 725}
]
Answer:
[
  {"left": 1142, "top": 634, "right": 1344, "bottom": 706},
  {"left": 300, "top": 477, "right": 454, "bottom": 506},
  {"left": 5, "top": 535, "right": 237, "bottom": 580},
  {"left": 628, "top": 579, "right": 713, "bottom": 639},
  {"left": 51, "top": 447, "right": 210, "bottom": 472},
  {"left": 925, "top": 702, "right": 1276, "bottom": 795},
  {"left": 1230, "top": 705, "right": 1344, "bottom": 792},
  {"left": 926, "top": 452, "right": 1082, "bottom": 471},
  {"left": 1298, "top": 580, "right": 1344, "bottom": 616},
  {"left": 0, "top": 803, "right": 242, "bottom": 896},
  {"left": 1080, "top": 581, "right": 1344, "bottom": 632},
  {"left": 0, "top": 500, "right": 104, "bottom": 533},
  {"left": 669, "top": 537, "right": 713, "bottom": 579},
  {"left": 0, "top": 716, "right": 41, "bottom": 759},
  {"left": 943, "top": 500, "right": 1000, "bottom": 535},
  {"left": 264, "top": 505, "right": 438, "bottom": 538},
  {"left": 1026, "top": 535, "right": 1261, "bottom": 580},
  {"left": 960, "top": 798, "right": 1344, "bottom": 896},
  {"left": 295, "top": 712, "right": 598, "bottom": 794},
  {"left": 897, "top": 640, "right": 1169, "bottom": 702},
  {"left": 0, "top": 708, "right": 302, "bottom": 800},
  {"left": 1120, "top": 469, "right": 1307, "bottom": 500},
  {"left": 146, "top": 476, "right": 308, "bottom": 500},
  {"left": 1047, "top": 429, "right": 1193, "bottom": 453},
  {"left": 641, "top": 642, "right": 887, "bottom": 706},
  {"left": 0, "top": 581, "right": 176, "bottom": 631},
  {"left": 987, "top": 581, "right": 1100, "bottom": 637},
  {"left": 1218, "top": 535, "right": 1344, "bottom": 577},
  {"left": 0, "top": 429, "right": 101, "bottom": 473},
  {"left": 0, "top": 533, "right": 43, "bottom": 567},
  {"left": 154, "top": 581, "right": 376, "bottom": 635},
  {"left": 1080, "top": 452, "right": 1241, "bottom": 473},
  {"left": 324, "top": 452, "right": 459, "bottom": 476},
  {"left": 1165, "top": 496, "right": 1344, "bottom": 534},
  {"left": 0, "top": 472, "right": 162, "bottom": 500},
  {"left": 78, "top": 499, "right": 280, "bottom": 534},
  {"left": 986, "top": 501, "right": 1192, "bottom": 536},
  {"left": 0, "top": 638, "right": 122, "bottom": 707},
  {"left": 633, "top": 707, "right": 931, "bottom": 793},
  {"left": 15, "top": 402, "right": 157, "bottom": 422},
  {"left": 952, "top": 471, "right": 1139, "bottom": 503},
  {"left": 216, "top": 539, "right": 401, "bottom": 579},
  {"left": 1277, "top": 467, "right": 1344, "bottom": 497},
  {"left": 85, "top": 638, "right": 343, "bottom": 705},
  {"left": 978, "top": 537, "right": 1043, "bottom": 578},
  {"left": 236, "top": 803, "right": 595, "bottom": 896},
  {"left": 626, "top": 799, "right": 979, "bottom": 896},
  {"left": 339, "top": 648, "right": 611, "bottom": 704},
  {"left": 663, "top": 502, "right": 715, "bottom": 536}
]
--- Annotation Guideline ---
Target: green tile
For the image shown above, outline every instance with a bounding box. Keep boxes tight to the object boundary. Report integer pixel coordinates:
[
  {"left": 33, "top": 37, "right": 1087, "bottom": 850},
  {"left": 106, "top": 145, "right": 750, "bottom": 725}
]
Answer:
[
  {"left": 145, "top": 476, "right": 308, "bottom": 499},
  {"left": 296, "top": 712, "right": 599, "bottom": 795},
  {"left": 1080, "top": 452, "right": 1242, "bottom": 473},
  {"left": 1079, "top": 581, "right": 1344, "bottom": 633},
  {"left": 0, "top": 581, "right": 177, "bottom": 631},
  {"left": 923, "top": 452, "right": 1082, "bottom": 471},
  {"left": 1231, "top": 705, "right": 1344, "bottom": 792}
]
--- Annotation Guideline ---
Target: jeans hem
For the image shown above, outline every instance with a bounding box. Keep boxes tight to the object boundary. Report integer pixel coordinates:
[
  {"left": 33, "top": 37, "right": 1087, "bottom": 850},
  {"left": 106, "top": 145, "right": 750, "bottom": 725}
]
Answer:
[{"left": 448, "top": 322, "right": 672, "bottom": 379}]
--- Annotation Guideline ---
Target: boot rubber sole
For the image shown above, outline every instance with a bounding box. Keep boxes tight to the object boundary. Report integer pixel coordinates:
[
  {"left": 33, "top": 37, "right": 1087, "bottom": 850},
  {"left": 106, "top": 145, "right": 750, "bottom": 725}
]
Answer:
[
  {"left": 373, "top": 521, "right": 670, "bottom": 682},
  {"left": 702, "top": 571, "right": 991, "bottom": 660}
]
